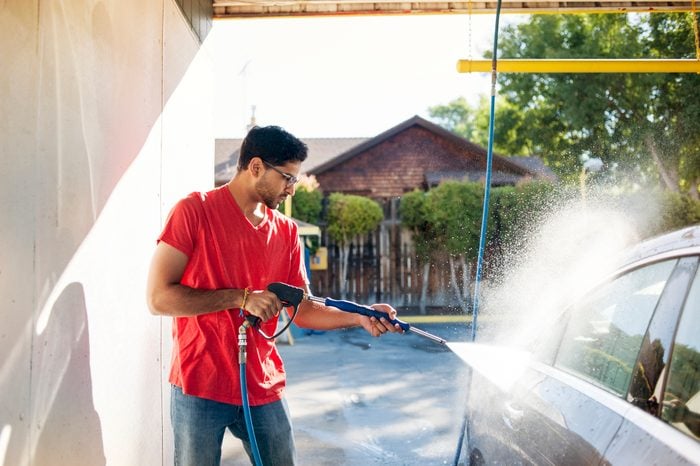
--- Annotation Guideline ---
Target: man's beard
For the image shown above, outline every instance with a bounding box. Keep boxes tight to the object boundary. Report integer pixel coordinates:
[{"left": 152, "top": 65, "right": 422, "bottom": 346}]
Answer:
[{"left": 256, "top": 179, "right": 285, "bottom": 210}]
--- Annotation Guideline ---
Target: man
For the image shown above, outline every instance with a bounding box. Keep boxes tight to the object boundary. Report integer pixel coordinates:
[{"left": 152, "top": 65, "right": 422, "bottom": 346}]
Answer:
[{"left": 147, "top": 125, "right": 401, "bottom": 466}]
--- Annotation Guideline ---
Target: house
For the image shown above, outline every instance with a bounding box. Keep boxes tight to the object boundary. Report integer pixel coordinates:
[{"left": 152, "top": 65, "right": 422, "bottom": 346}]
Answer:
[
  {"left": 215, "top": 115, "right": 555, "bottom": 193},
  {"left": 308, "top": 115, "right": 555, "bottom": 200}
]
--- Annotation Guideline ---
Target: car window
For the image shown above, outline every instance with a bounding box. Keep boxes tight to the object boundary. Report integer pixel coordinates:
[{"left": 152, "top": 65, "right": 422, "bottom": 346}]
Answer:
[
  {"left": 662, "top": 266, "right": 700, "bottom": 441},
  {"left": 555, "top": 259, "right": 678, "bottom": 395}
]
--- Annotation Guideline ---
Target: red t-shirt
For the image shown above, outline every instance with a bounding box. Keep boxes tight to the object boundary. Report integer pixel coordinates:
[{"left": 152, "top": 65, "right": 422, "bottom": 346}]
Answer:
[{"left": 158, "top": 185, "right": 307, "bottom": 405}]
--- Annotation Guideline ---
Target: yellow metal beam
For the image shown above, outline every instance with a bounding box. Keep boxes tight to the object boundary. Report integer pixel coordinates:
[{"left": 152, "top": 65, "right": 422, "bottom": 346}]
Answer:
[{"left": 457, "top": 58, "right": 700, "bottom": 73}]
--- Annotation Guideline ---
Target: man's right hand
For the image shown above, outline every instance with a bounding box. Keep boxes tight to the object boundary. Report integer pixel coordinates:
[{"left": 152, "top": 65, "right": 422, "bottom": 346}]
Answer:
[{"left": 242, "top": 289, "right": 283, "bottom": 323}]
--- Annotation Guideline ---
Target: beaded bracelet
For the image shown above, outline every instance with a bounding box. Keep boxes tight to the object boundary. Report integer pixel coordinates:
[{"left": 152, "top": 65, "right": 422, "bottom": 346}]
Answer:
[{"left": 241, "top": 287, "right": 251, "bottom": 310}]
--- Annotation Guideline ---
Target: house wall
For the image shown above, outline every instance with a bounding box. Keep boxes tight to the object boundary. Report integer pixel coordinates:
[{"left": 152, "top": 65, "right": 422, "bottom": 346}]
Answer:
[
  {"left": 313, "top": 126, "right": 486, "bottom": 198},
  {"left": 0, "top": 2, "right": 213, "bottom": 464}
]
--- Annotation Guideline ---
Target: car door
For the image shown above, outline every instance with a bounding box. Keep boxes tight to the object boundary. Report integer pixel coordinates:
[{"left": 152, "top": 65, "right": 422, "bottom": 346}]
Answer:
[
  {"left": 465, "top": 256, "right": 681, "bottom": 465},
  {"left": 603, "top": 255, "right": 700, "bottom": 464},
  {"left": 510, "top": 257, "right": 683, "bottom": 464}
]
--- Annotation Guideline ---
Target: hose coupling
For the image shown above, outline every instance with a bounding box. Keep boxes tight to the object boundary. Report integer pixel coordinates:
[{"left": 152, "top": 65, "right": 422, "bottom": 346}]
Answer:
[{"left": 238, "top": 322, "right": 250, "bottom": 365}]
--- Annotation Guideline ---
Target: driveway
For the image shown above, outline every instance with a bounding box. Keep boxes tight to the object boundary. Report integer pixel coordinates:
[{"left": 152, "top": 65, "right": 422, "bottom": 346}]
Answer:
[{"left": 222, "top": 322, "right": 471, "bottom": 465}]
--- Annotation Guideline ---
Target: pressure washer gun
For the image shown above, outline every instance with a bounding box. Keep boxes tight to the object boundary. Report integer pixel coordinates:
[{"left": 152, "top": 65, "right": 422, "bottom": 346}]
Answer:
[{"left": 265, "top": 282, "right": 447, "bottom": 345}]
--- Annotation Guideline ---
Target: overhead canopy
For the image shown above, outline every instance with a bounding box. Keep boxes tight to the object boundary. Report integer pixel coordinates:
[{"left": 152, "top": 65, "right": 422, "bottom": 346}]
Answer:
[
  {"left": 294, "top": 219, "right": 322, "bottom": 237},
  {"left": 213, "top": 0, "right": 695, "bottom": 18}
]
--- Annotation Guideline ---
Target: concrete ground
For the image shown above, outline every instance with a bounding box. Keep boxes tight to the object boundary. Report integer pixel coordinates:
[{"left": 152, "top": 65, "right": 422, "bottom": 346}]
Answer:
[{"left": 222, "top": 322, "right": 472, "bottom": 465}]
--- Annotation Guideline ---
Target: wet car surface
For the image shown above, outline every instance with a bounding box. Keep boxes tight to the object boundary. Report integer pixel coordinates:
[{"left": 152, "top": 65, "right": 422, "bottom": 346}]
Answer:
[{"left": 456, "top": 225, "right": 700, "bottom": 465}]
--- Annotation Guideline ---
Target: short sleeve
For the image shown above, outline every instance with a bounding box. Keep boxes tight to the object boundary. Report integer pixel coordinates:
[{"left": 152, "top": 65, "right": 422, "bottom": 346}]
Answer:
[{"left": 157, "top": 194, "right": 202, "bottom": 258}]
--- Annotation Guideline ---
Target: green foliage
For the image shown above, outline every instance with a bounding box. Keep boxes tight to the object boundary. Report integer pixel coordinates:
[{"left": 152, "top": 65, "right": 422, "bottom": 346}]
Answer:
[
  {"left": 489, "top": 183, "right": 700, "bottom": 246},
  {"left": 326, "top": 193, "right": 383, "bottom": 245},
  {"left": 430, "top": 14, "right": 700, "bottom": 194},
  {"left": 400, "top": 180, "right": 700, "bottom": 287},
  {"left": 292, "top": 185, "right": 323, "bottom": 224},
  {"left": 666, "top": 343, "right": 700, "bottom": 401},
  {"left": 427, "top": 181, "right": 484, "bottom": 258},
  {"left": 428, "top": 97, "right": 478, "bottom": 140},
  {"left": 399, "top": 182, "right": 484, "bottom": 312},
  {"left": 488, "top": 181, "right": 563, "bottom": 248},
  {"left": 607, "top": 189, "right": 700, "bottom": 238},
  {"left": 658, "top": 191, "right": 700, "bottom": 231},
  {"left": 399, "top": 190, "right": 435, "bottom": 261},
  {"left": 428, "top": 96, "right": 531, "bottom": 156},
  {"left": 495, "top": 13, "right": 700, "bottom": 191},
  {"left": 400, "top": 181, "right": 484, "bottom": 260}
]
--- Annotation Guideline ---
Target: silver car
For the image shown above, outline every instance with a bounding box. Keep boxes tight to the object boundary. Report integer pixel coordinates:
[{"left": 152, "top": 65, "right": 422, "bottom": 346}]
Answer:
[{"left": 455, "top": 224, "right": 700, "bottom": 465}]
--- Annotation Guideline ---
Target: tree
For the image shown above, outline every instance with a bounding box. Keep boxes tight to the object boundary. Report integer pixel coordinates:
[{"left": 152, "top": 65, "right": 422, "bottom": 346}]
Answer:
[
  {"left": 495, "top": 13, "right": 700, "bottom": 195},
  {"left": 326, "top": 193, "right": 384, "bottom": 298},
  {"left": 430, "top": 181, "right": 484, "bottom": 312},
  {"left": 644, "top": 13, "right": 700, "bottom": 198},
  {"left": 292, "top": 176, "right": 323, "bottom": 224},
  {"left": 401, "top": 182, "right": 484, "bottom": 312},
  {"left": 428, "top": 97, "right": 480, "bottom": 142},
  {"left": 428, "top": 96, "right": 531, "bottom": 156},
  {"left": 399, "top": 189, "right": 437, "bottom": 313},
  {"left": 488, "top": 181, "right": 561, "bottom": 251}
]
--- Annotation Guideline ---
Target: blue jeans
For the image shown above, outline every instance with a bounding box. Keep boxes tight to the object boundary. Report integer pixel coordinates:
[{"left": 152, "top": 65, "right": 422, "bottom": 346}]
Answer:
[{"left": 171, "top": 385, "right": 296, "bottom": 466}]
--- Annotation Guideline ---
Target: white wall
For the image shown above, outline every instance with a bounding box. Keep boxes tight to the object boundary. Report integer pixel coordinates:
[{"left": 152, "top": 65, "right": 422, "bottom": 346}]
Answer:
[{"left": 0, "top": 1, "right": 213, "bottom": 464}]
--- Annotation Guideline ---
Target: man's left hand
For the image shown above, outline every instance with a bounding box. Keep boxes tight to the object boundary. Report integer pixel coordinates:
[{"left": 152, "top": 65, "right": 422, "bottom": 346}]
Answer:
[{"left": 361, "top": 303, "right": 404, "bottom": 337}]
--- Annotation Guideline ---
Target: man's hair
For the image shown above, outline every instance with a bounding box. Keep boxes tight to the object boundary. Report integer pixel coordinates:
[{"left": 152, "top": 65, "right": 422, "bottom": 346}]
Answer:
[{"left": 238, "top": 125, "right": 308, "bottom": 170}]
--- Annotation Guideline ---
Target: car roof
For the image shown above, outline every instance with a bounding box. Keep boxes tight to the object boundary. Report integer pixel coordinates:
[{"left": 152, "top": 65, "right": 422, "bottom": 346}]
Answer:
[{"left": 620, "top": 224, "right": 700, "bottom": 268}]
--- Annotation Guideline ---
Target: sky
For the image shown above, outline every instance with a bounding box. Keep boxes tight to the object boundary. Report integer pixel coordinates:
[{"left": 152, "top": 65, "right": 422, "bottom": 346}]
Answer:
[{"left": 206, "top": 14, "right": 526, "bottom": 139}]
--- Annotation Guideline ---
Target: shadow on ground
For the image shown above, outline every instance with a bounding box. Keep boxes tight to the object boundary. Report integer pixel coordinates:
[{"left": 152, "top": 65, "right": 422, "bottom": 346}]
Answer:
[{"left": 222, "top": 323, "right": 472, "bottom": 465}]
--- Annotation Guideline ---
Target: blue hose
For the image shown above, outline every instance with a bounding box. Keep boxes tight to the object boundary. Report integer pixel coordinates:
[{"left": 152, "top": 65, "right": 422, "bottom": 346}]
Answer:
[
  {"left": 453, "top": 1, "right": 503, "bottom": 464},
  {"left": 471, "top": 0, "right": 503, "bottom": 344},
  {"left": 240, "top": 331, "right": 263, "bottom": 466},
  {"left": 240, "top": 363, "right": 263, "bottom": 466}
]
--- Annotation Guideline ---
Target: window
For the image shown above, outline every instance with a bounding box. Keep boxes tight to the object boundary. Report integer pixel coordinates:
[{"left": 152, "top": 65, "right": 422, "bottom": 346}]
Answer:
[
  {"left": 662, "top": 267, "right": 700, "bottom": 440},
  {"left": 555, "top": 260, "right": 677, "bottom": 395}
]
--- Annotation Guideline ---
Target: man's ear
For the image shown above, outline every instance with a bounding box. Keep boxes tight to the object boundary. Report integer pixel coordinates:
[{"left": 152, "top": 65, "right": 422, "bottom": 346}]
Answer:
[{"left": 249, "top": 157, "right": 263, "bottom": 177}]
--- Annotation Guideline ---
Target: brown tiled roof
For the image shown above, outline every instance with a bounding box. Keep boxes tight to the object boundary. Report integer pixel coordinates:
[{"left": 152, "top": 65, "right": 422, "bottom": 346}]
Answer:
[{"left": 308, "top": 115, "right": 546, "bottom": 180}]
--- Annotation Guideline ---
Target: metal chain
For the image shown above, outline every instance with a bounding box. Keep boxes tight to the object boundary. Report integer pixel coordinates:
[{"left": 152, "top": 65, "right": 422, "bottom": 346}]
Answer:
[
  {"left": 693, "top": 0, "right": 700, "bottom": 59},
  {"left": 467, "top": 0, "right": 473, "bottom": 58}
]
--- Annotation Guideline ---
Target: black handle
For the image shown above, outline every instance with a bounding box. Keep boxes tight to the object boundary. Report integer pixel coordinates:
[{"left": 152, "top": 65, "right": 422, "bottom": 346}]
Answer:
[{"left": 268, "top": 282, "right": 305, "bottom": 308}]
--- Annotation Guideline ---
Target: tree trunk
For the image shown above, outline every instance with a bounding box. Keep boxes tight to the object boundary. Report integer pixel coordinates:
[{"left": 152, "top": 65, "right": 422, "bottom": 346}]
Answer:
[
  {"left": 339, "top": 242, "right": 350, "bottom": 299},
  {"left": 448, "top": 255, "right": 468, "bottom": 312},
  {"left": 420, "top": 261, "right": 429, "bottom": 315},
  {"left": 646, "top": 135, "right": 679, "bottom": 192},
  {"left": 460, "top": 256, "right": 473, "bottom": 312},
  {"left": 690, "top": 178, "right": 699, "bottom": 201}
]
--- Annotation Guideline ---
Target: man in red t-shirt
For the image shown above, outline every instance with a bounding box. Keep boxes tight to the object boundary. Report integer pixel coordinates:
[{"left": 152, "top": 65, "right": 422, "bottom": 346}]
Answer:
[{"left": 147, "top": 125, "right": 402, "bottom": 466}]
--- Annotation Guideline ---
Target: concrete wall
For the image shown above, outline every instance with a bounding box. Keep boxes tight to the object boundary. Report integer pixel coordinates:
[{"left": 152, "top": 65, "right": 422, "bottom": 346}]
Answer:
[{"left": 0, "top": 1, "right": 213, "bottom": 464}]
